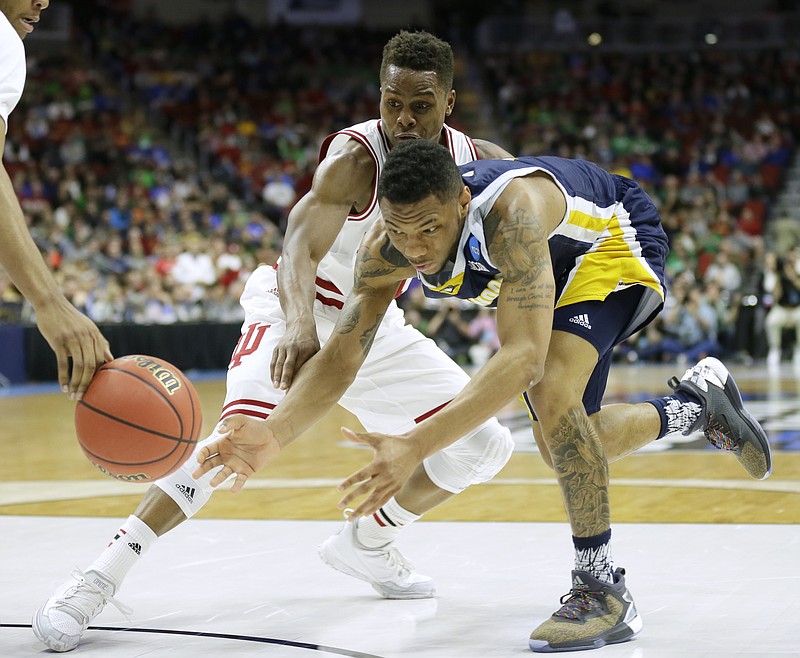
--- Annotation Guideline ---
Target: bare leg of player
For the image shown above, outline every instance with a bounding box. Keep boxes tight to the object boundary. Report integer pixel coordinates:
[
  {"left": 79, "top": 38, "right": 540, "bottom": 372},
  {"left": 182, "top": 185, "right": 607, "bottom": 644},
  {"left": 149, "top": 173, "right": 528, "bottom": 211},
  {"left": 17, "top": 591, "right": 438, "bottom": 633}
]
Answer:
[
  {"left": 531, "top": 403, "right": 661, "bottom": 468},
  {"left": 133, "top": 486, "right": 188, "bottom": 536},
  {"left": 395, "top": 465, "right": 455, "bottom": 514}
]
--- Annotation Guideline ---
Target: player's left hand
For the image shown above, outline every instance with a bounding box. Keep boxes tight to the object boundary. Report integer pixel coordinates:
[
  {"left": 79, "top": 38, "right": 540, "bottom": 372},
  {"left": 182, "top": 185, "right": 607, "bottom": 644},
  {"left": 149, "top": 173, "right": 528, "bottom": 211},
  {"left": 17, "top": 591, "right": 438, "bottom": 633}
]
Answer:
[
  {"left": 336, "top": 427, "right": 423, "bottom": 517},
  {"left": 193, "top": 415, "right": 282, "bottom": 493}
]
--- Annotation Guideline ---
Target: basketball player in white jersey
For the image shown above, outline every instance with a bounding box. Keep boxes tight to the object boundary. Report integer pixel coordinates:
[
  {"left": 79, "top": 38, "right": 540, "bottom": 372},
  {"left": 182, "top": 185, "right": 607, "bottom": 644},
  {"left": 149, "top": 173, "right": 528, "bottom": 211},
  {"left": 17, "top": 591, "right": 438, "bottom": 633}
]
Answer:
[
  {"left": 0, "top": 0, "right": 111, "bottom": 399},
  {"left": 33, "top": 30, "right": 515, "bottom": 652}
]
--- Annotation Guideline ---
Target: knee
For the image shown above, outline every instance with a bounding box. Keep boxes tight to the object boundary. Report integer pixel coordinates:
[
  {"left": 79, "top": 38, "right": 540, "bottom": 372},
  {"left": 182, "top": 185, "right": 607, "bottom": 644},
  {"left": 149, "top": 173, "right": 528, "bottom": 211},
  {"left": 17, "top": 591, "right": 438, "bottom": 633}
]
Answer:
[
  {"left": 531, "top": 422, "right": 554, "bottom": 470},
  {"left": 423, "top": 419, "right": 514, "bottom": 492}
]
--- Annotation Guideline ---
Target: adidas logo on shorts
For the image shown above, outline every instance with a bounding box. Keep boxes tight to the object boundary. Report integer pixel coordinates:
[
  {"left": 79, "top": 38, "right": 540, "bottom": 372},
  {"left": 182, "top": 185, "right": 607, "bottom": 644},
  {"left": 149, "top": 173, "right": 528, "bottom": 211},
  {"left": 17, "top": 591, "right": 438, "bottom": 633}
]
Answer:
[
  {"left": 176, "top": 484, "right": 196, "bottom": 503},
  {"left": 569, "top": 313, "right": 592, "bottom": 329}
]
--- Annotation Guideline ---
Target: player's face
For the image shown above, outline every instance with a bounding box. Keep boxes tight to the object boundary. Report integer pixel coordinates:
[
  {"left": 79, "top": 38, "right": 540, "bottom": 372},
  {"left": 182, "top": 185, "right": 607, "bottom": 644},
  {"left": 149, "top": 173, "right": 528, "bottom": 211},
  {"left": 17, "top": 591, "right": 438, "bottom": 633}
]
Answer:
[
  {"left": 0, "top": 0, "right": 48, "bottom": 39},
  {"left": 380, "top": 186, "right": 471, "bottom": 275},
  {"left": 380, "top": 65, "right": 456, "bottom": 146}
]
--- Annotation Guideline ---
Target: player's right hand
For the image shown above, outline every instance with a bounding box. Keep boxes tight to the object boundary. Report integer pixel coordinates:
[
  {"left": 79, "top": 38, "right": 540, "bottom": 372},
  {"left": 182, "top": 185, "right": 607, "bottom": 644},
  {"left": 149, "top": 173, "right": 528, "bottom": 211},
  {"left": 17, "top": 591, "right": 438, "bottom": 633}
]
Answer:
[
  {"left": 193, "top": 415, "right": 283, "bottom": 493},
  {"left": 270, "top": 325, "right": 320, "bottom": 390},
  {"left": 36, "top": 297, "right": 112, "bottom": 400}
]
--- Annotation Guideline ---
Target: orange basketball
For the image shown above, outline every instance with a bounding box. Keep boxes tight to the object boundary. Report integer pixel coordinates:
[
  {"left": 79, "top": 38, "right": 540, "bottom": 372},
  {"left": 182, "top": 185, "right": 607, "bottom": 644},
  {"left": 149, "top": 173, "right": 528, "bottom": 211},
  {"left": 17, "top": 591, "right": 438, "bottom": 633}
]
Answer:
[{"left": 75, "top": 354, "right": 203, "bottom": 482}]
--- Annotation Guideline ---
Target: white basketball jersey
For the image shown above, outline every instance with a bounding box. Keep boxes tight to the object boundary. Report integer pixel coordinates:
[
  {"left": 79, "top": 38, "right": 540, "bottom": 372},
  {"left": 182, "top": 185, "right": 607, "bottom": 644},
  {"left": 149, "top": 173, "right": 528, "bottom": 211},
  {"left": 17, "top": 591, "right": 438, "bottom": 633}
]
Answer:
[{"left": 311, "top": 119, "right": 479, "bottom": 309}]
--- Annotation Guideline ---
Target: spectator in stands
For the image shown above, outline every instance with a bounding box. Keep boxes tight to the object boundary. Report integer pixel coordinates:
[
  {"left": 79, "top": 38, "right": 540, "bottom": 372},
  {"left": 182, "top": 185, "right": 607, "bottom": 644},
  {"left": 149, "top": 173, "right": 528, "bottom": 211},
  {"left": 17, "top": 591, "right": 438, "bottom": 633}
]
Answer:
[
  {"left": 467, "top": 307, "right": 501, "bottom": 368},
  {"left": 704, "top": 244, "right": 742, "bottom": 295},
  {"left": 171, "top": 232, "right": 216, "bottom": 299},
  {"left": 764, "top": 246, "right": 800, "bottom": 368},
  {"left": 638, "top": 277, "right": 720, "bottom": 363},
  {"left": 426, "top": 299, "right": 474, "bottom": 366}
]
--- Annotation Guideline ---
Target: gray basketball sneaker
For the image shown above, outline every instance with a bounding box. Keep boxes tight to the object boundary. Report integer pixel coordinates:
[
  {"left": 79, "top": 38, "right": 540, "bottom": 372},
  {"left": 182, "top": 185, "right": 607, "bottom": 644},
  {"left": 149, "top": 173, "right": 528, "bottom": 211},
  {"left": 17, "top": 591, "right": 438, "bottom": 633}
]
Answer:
[
  {"left": 319, "top": 519, "right": 435, "bottom": 599},
  {"left": 669, "top": 357, "right": 772, "bottom": 480},
  {"left": 529, "top": 568, "right": 642, "bottom": 652},
  {"left": 32, "top": 569, "right": 130, "bottom": 652}
]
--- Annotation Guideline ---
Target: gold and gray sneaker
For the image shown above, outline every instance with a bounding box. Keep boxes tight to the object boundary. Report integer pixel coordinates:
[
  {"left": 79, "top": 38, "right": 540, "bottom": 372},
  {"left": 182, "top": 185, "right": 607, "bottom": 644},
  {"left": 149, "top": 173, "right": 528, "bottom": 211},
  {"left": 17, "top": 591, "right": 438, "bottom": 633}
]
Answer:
[{"left": 529, "top": 568, "right": 642, "bottom": 653}]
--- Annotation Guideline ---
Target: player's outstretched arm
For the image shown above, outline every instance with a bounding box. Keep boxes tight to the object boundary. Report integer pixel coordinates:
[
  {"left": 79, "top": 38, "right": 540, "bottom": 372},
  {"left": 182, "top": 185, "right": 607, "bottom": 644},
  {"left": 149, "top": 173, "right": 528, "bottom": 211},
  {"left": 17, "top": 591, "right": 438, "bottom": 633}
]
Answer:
[
  {"left": 196, "top": 226, "right": 414, "bottom": 491},
  {"left": 272, "top": 141, "right": 375, "bottom": 390},
  {"left": 0, "top": 129, "right": 111, "bottom": 398}
]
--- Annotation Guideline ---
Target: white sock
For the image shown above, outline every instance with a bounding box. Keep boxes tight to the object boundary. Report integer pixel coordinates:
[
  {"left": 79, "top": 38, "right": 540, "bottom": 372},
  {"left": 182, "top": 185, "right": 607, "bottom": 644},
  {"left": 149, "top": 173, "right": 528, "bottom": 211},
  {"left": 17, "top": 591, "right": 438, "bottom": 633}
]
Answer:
[
  {"left": 573, "top": 529, "right": 614, "bottom": 584},
  {"left": 86, "top": 515, "right": 157, "bottom": 591},
  {"left": 355, "top": 497, "right": 421, "bottom": 549}
]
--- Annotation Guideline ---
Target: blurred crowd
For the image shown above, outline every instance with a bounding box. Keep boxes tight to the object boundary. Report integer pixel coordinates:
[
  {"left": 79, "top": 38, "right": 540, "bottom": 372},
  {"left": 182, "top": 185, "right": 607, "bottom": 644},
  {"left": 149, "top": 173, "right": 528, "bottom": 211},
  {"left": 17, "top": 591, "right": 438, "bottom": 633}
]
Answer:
[{"left": 1, "top": 7, "right": 799, "bottom": 367}]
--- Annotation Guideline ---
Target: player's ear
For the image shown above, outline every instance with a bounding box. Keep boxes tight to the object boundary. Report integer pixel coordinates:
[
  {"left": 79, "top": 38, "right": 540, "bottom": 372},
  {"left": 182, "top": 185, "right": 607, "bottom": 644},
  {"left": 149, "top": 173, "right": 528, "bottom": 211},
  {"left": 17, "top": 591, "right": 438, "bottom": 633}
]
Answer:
[
  {"left": 458, "top": 185, "right": 471, "bottom": 216},
  {"left": 445, "top": 89, "right": 455, "bottom": 116}
]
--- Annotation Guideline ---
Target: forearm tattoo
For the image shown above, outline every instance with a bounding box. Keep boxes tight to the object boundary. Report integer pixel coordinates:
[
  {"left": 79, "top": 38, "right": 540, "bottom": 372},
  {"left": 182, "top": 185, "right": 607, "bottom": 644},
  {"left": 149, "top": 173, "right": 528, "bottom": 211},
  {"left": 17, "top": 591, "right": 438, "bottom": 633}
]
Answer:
[
  {"left": 549, "top": 406, "right": 610, "bottom": 537},
  {"left": 336, "top": 244, "right": 395, "bottom": 356},
  {"left": 378, "top": 235, "right": 411, "bottom": 268},
  {"left": 338, "top": 295, "right": 382, "bottom": 356},
  {"left": 485, "top": 207, "right": 553, "bottom": 310}
]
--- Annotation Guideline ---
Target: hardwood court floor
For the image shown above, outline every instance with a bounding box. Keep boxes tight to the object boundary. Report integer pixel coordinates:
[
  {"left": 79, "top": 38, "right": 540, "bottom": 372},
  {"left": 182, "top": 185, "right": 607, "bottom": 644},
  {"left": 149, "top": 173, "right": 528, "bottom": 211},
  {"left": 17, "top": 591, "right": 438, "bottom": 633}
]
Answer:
[{"left": 0, "top": 362, "right": 797, "bottom": 524}]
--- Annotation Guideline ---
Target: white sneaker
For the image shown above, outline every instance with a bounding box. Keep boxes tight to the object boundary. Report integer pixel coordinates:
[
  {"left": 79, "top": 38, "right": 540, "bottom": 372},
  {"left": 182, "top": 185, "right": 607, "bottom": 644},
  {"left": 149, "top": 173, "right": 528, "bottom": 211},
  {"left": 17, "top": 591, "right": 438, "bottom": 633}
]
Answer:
[
  {"left": 319, "top": 519, "right": 435, "bottom": 599},
  {"left": 32, "top": 569, "right": 131, "bottom": 652}
]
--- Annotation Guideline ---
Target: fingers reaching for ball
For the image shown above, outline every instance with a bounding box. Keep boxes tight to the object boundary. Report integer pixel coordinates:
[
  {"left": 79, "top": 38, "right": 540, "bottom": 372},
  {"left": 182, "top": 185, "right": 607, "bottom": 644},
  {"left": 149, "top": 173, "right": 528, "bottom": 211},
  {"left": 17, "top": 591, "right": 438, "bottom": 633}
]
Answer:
[{"left": 191, "top": 414, "right": 285, "bottom": 493}]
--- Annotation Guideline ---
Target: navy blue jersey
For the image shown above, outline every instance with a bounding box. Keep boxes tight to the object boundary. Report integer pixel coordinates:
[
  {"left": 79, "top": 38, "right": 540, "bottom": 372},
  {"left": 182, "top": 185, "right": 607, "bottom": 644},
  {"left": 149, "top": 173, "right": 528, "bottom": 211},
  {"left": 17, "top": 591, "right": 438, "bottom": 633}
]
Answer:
[{"left": 417, "top": 156, "right": 668, "bottom": 309}]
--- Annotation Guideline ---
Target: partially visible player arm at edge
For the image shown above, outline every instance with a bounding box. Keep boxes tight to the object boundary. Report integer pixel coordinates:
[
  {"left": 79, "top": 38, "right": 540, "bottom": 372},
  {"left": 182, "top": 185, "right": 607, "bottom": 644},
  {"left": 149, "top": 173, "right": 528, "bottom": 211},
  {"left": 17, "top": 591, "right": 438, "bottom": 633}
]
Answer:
[
  {"left": 194, "top": 227, "right": 414, "bottom": 491},
  {"left": 473, "top": 138, "right": 513, "bottom": 160},
  {"left": 0, "top": 125, "right": 112, "bottom": 398},
  {"left": 338, "top": 178, "right": 558, "bottom": 515},
  {"left": 271, "top": 139, "right": 376, "bottom": 389}
]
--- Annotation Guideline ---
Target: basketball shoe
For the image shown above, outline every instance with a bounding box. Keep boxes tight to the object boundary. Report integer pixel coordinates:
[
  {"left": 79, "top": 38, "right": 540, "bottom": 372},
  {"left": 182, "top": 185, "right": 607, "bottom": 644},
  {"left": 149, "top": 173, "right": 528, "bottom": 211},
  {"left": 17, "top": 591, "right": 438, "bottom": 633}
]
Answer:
[
  {"left": 669, "top": 356, "right": 772, "bottom": 480},
  {"left": 32, "top": 569, "right": 130, "bottom": 652},
  {"left": 318, "top": 517, "right": 435, "bottom": 599},
  {"left": 529, "top": 568, "right": 641, "bottom": 653}
]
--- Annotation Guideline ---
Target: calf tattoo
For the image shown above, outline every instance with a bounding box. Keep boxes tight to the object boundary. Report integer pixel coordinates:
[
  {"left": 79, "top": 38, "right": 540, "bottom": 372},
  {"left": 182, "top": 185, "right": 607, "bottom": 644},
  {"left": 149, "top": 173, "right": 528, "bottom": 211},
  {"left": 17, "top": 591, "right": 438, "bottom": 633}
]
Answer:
[{"left": 549, "top": 406, "right": 610, "bottom": 537}]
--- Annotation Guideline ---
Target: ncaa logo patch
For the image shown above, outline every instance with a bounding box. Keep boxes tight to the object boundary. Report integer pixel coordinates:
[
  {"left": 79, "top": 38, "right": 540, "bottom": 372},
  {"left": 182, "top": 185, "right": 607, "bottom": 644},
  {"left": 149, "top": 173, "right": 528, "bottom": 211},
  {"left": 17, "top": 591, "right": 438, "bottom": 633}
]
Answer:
[{"left": 468, "top": 237, "right": 481, "bottom": 259}]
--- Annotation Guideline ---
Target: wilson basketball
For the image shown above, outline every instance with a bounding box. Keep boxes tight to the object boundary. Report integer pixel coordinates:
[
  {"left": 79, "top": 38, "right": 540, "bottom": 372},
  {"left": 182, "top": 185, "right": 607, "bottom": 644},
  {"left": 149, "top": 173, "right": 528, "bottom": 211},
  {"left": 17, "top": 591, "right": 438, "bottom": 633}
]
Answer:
[{"left": 75, "top": 355, "right": 203, "bottom": 482}]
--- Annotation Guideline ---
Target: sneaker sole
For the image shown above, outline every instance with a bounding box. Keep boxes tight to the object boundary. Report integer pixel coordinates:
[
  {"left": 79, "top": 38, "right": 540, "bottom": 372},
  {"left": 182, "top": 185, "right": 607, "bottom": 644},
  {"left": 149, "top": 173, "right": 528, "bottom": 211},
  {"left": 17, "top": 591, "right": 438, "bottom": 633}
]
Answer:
[
  {"left": 677, "top": 358, "right": 772, "bottom": 480},
  {"left": 529, "top": 615, "right": 643, "bottom": 653},
  {"left": 318, "top": 541, "right": 435, "bottom": 600}
]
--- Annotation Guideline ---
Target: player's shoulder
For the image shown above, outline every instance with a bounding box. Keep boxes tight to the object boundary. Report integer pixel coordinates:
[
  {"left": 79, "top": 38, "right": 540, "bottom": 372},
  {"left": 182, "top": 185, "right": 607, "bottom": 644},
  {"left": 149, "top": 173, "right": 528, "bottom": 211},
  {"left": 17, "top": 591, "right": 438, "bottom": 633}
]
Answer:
[
  {"left": 317, "top": 135, "right": 377, "bottom": 185},
  {"left": 0, "top": 17, "right": 25, "bottom": 78},
  {"left": 472, "top": 138, "right": 513, "bottom": 159}
]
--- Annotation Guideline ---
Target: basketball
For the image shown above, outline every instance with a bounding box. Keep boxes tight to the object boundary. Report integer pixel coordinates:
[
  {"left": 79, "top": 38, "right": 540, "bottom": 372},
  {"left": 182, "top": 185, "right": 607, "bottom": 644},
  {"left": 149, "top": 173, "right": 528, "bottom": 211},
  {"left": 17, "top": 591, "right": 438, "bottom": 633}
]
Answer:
[{"left": 74, "top": 355, "right": 203, "bottom": 482}]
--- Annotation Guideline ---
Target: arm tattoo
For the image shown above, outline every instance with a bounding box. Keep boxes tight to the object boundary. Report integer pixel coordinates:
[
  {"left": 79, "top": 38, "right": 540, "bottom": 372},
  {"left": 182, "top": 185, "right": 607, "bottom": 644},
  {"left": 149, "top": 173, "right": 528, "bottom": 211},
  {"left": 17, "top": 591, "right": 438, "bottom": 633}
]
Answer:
[
  {"left": 354, "top": 237, "right": 404, "bottom": 281},
  {"left": 548, "top": 406, "right": 610, "bottom": 537},
  {"left": 379, "top": 235, "right": 411, "bottom": 267},
  {"left": 486, "top": 207, "right": 553, "bottom": 310},
  {"left": 338, "top": 294, "right": 383, "bottom": 356}
]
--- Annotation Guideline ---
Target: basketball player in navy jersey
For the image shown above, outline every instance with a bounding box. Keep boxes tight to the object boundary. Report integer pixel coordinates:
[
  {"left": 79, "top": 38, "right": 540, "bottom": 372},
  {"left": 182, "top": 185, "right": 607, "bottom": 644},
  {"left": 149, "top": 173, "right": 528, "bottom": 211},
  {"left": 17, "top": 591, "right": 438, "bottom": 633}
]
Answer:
[{"left": 197, "top": 140, "right": 771, "bottom": 653}]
